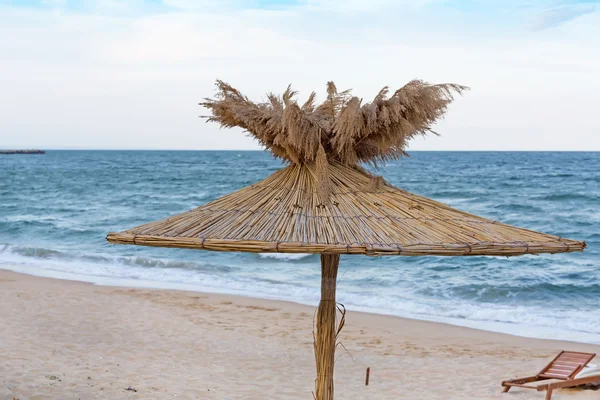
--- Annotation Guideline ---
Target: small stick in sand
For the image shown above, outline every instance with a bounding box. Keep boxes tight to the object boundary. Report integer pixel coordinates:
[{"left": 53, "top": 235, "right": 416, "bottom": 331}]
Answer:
[{"left": 365, "top": 367, "right": 370, "bottom": 386}]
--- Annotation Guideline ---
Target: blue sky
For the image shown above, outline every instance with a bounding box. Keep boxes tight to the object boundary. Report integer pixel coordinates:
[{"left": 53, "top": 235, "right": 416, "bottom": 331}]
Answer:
[
  {"left": 3, "top": 0, "right": 597, "bottom": 22},
  {"left": 0, "top": 0, "right": 598, "bottom": 150}
]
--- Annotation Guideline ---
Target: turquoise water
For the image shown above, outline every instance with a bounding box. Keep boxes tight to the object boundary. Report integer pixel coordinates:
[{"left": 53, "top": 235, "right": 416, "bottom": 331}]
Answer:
[{"left": 1, "top": 151, "right": 599, "bottom": 343}]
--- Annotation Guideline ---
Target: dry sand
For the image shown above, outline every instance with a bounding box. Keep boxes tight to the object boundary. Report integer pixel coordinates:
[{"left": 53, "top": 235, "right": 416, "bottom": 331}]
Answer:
[{"left": 1, "top": 269, "right": 598, "bottom": 400}]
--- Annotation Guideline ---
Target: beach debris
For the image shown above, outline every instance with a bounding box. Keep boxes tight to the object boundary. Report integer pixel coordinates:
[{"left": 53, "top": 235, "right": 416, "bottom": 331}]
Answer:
[
  {"left": 45, "top": 375, "right": 61, "bottom": 382},
  {"left": 365, "top": 367, "right": 370, "bottom": 386},
  {"left": 126, "top": 386, "right": 138, "bottom": 392}
]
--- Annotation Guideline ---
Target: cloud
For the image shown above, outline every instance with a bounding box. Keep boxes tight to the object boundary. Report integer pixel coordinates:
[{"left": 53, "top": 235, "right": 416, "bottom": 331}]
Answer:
[
  {"left": 40, "top": 0, "right": 68, "bottom": 7},
  {"left": 295, "top": 0, "right": 438, "bottom": 12},
  {"left": 530, "top": 2, "right": 597, "bottom": 30},
  {"left": 0, "top": 1, "right": 599, "bottom": 150}
]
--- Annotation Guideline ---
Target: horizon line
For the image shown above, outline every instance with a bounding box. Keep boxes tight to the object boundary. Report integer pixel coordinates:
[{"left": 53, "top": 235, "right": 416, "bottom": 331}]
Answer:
[{"left": 3, "top": 149, "right": 600, "bottom": 152}]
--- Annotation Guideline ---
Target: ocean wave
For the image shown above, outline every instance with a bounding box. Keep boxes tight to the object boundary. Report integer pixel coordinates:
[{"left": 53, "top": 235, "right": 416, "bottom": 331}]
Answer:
[
  {"left": 2, "top": 215, "right": 102, "bottom": 235},
  {"left": 420, "top": 282, "right": 600, "bottom": 303},
  {"left": 428, "top": 190, "right": 471, "bottom": 199},
  {"left": 492, "top": 203, "right": 543, "bottom": 212},
  {"left": 258, "top": 253, "right": 313, "bottom": 261},
  {"left": 0, "top": 244, "right": 234, "bottom": 274},
  {"left": 3, "top": 244, "right": 64, "bottom": 259},
  {"left": 534, "top": 193, "right": 598, "bottom": 202}
]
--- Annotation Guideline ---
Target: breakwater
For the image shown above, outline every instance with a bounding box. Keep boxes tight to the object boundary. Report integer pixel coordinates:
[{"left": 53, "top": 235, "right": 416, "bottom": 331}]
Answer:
[{"left": 0, "top": 150, "right": 45, "bottom": 155}]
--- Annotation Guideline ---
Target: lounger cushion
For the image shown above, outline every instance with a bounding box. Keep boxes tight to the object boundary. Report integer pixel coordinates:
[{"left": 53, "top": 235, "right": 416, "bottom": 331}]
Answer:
[{"left": 575, "top": 365, "right": 600, "bottom": 390}]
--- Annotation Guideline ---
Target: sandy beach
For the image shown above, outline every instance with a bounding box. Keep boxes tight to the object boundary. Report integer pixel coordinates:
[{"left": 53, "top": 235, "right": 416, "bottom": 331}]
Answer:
[{"left": 1, "top": 269, "right": 598, "bottom": 400}]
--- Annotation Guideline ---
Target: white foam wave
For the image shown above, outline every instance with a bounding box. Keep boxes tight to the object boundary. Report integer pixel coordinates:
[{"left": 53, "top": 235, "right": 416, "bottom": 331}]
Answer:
[{"left": 258, "top": 253, "right": 312, "bottom": 261}]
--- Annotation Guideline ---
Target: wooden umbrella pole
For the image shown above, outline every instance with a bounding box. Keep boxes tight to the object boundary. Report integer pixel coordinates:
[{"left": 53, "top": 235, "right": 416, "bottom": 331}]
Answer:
[{"left": 315, "top": 254, "right": 340, "bottom": 400}]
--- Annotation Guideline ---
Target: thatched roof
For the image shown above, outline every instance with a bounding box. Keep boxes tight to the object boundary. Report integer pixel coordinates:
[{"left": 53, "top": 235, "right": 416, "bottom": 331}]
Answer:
[
  {"left": 107, "top": 162, "right": 585, "bottom": 256},
  {"left": 106, "top": 80, "right": 585, "bottom": 256}
]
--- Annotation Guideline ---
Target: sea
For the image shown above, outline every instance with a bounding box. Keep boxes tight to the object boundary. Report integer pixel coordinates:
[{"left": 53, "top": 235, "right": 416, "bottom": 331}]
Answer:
[{"left": 1, "top": 151, "right": 599, "bottom": 343}]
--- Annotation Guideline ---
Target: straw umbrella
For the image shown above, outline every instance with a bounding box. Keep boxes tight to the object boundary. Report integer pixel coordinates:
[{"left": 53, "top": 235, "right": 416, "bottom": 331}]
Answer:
[{"left": 107, "top": 80, "right": 586, "bottom": 400}]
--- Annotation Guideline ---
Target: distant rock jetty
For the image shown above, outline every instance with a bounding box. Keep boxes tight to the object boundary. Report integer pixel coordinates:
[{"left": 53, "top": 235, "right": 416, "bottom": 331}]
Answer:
[{"left": 0, "top": 150, "right": 45, "bottom": 155}]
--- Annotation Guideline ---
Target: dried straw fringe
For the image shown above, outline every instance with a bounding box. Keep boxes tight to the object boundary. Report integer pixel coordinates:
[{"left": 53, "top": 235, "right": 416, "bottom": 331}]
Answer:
[{"left": 200, "top": 80, "right": 468, "bottom": 197}]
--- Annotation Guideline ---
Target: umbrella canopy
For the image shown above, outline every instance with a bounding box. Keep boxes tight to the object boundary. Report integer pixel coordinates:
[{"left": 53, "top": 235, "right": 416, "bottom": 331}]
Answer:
[
  {"left": 106, "top": 80, "right": 585, "bottom": 400},
  {"left": 107, "top": 160, "right": 584, "bottom": 256}
]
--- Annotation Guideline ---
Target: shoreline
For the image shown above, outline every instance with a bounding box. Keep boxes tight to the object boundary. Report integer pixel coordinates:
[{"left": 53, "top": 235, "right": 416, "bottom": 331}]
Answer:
[
  {"left": 2, "top": 263, "right": 599, "bottom": 346},
  {"left": 2, "top": 268, "right": 600, "bottom": 399},
  {"left": 2, "top": 267, "right": 587, "bottom": 344}
]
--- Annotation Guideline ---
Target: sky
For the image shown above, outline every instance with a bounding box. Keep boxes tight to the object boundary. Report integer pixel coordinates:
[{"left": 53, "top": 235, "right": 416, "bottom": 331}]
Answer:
[{"left": 0, "top": 0, "right": 598, "bottom": 151}]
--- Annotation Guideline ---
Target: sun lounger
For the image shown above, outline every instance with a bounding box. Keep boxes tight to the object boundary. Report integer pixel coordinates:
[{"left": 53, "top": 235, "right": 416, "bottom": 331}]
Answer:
[{"left": 501, "top": 351, "right": 599, "bottom": 399}]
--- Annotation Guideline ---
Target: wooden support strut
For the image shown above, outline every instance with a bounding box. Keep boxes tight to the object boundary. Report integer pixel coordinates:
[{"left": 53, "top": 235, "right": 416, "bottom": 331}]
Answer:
[{"left": 315, "top": 254, "right": 340, "bottom": 400}]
